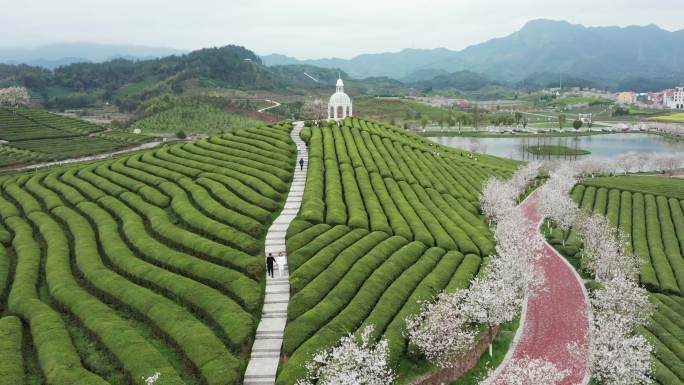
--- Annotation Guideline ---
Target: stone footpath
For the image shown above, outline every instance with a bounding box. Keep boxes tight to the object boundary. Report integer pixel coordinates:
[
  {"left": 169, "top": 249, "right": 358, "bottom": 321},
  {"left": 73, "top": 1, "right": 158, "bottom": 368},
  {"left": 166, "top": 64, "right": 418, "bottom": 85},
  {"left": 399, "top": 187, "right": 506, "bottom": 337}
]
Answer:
[{"left": 244, "top": 122, "right": 307, "bottom": 385}]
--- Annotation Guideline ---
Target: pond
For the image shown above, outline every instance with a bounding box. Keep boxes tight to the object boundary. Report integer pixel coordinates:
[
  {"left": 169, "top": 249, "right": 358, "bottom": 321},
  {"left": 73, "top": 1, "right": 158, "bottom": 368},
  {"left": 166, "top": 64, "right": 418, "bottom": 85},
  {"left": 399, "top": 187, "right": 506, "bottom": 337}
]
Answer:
[{"left": 428, "top": 133, "right": 684, "bottom": 161}]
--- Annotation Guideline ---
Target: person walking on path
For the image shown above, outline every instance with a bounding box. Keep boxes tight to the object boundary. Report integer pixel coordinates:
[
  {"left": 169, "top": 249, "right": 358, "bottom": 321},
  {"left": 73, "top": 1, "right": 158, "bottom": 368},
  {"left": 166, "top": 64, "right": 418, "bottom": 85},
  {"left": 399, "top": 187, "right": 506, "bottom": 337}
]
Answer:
[
  {"left": 276, "top": 252, "right": 287, "bottom": 277},
  {"left": 299, "top": 157, "right": 304, "bottom": 171},
  {"left": 266, "top": 253, "right": 276, "bottom": 278}
]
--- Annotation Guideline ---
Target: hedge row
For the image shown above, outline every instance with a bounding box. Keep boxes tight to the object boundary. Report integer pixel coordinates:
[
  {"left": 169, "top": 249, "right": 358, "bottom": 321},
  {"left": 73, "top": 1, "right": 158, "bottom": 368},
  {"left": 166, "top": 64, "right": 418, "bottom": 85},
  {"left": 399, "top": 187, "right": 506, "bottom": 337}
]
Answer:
[
  {"left": 644, "top": 194, "right": 679, "bottom": 294},
  {"left": 279, "top": 241, "right": 429, "bottom": 384},
  {"left": 5, "top": 216, "right": 111, "bottom": 385},
  {"left": 96, "top": 195, "right": 261, "bottom": 312},
  {"left": 283, "top": 236, "right": 407, "bottom": 355},
  {"left": 53, "top": 206, "right": 241, "bottom": 385},
  {"left": 29, "top": 211, "right": 184, "bottom": 385},
  {"left": 119, "top": 192, "right": 263, "bottom": 279},
  {"left": 158, "top": 181, "right": 260, "bottom": 252},
  {"left": 0, "top": 316, "right": 23, "bottom": 385},
  {"left": 79, "top": 201, "right": 255, "bottom": 349}
]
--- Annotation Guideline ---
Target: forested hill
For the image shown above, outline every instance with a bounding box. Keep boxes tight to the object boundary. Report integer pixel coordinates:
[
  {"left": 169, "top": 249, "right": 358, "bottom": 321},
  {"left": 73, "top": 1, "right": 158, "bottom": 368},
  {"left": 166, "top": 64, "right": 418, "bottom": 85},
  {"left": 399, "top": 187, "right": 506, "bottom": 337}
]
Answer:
[{"left": 0, "top": 45, "right": 350, "bottom": 111}]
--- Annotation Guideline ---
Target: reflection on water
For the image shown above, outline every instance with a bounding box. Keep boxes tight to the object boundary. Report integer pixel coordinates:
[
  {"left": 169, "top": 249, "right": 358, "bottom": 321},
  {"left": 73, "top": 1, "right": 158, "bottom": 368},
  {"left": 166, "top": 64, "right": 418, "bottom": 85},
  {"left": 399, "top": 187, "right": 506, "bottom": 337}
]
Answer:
[{"left": 429, "top": 133, "right": 684, "bottom": 161}]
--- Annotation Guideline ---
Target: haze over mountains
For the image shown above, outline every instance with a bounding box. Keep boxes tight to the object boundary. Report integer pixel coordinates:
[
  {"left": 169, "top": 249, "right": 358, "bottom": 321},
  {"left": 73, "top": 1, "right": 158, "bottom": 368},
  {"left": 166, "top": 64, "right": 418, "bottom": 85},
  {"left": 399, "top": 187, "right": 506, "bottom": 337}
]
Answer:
[
  {"left": 262, "top": 19, "right": 684, "bottom": 87},
  {"left": 0, "top": 43, "right": 186, "bottom": 69}
]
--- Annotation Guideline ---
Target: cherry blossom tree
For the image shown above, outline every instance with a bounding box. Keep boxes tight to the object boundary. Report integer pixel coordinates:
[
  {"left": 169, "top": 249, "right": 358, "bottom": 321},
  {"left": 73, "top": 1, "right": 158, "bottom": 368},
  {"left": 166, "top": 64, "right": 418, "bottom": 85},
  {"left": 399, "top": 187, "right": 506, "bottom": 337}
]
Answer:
[
  {"left": 0, "top": 87, "right": 30, "bottom": 109},
  {"left": 584, "top": 317, "right": 653, "bottom": 385},
  {"left": 405, "top": 291, "right": 477, "bottom": 368},
  {"left": 573, "top": 212, "right": 640, "bottom": 281},
  {"left": 296, "top": 326, "right": 395, "bottom": 385},
  {"left": 591, "top": 277, "right": 652, "bottom": 332},
  {"left": 480, "top": 177, "right": 517, "bottom": 223},
  {"left": 482, "top": 356, "right": 569, "bottom": 385}
]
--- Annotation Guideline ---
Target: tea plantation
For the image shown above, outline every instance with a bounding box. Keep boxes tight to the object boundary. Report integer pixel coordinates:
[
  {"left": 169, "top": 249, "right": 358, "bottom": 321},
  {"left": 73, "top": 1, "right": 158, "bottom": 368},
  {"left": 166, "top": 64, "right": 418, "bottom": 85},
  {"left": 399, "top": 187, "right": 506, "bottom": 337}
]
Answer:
[
  {"left": 0, "top": 108, "right": 151, "bottom": 167},
  {"left": 276, "top": 118, "right": 519, "bottom": 384},
  {"left": 0, "top": 123, "right": 296, "bottom": 384},
  {"left": 547, "top": 176, "right": 684, "bottom": 385}
]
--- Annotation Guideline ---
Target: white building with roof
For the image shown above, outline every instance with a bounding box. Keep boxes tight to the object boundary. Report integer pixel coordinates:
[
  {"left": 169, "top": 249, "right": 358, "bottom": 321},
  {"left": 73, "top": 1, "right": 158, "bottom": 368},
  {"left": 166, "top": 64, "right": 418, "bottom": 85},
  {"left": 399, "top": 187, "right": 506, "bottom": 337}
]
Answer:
[
  {"left": 665, "top": 86, "right": 684, "bottom": 110},
  {"left": 328, "top": 77, "right": 352, "bottom": 120}
]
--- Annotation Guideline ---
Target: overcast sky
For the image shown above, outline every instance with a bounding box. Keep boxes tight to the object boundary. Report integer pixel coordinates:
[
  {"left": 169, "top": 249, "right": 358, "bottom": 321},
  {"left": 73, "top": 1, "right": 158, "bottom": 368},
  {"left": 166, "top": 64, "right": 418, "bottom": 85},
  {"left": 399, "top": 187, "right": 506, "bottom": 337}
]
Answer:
[{"left": 1, "top": 0, "right": 682, "bottom": 59}]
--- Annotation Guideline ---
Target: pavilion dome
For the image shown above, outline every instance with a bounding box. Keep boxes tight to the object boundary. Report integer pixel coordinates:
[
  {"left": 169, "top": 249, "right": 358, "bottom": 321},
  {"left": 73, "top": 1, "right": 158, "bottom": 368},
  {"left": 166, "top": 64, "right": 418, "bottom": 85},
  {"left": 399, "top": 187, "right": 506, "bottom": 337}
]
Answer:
[
  {"left": 329, "top": 90, "right": 351, "bottom": 106},
  {"left": 328, "top": 77, "right": 353, "bottom": 120}
]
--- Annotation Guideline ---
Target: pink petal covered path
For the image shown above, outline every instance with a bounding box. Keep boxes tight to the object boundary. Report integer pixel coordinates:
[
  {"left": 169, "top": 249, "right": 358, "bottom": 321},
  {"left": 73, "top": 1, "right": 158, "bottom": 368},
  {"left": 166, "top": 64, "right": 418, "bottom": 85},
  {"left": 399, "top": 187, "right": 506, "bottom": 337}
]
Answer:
[{"left": 488, "top": 189, "right": 591, "bottom": 385}]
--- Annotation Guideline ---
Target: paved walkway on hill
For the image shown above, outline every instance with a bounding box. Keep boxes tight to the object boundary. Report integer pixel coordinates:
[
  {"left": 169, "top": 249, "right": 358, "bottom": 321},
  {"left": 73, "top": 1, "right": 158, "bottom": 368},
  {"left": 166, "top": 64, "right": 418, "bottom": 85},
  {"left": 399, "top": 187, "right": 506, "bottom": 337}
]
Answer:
[
  {"left": 244, "top": 122, "right": 307, "bottom": 385},
  {"left": 487, "top": 189, "right": 591, "bottom": 385}
]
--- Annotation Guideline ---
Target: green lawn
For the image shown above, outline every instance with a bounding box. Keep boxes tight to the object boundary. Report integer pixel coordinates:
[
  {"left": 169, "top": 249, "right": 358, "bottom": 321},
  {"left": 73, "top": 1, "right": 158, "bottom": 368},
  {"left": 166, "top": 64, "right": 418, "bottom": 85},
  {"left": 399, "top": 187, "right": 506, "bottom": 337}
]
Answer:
[
  {"left": 527, "top": 145, "right": 590, "bottom": 156},
  {"left": 651, "top": 112, "right": 684, "bottom": 123}
]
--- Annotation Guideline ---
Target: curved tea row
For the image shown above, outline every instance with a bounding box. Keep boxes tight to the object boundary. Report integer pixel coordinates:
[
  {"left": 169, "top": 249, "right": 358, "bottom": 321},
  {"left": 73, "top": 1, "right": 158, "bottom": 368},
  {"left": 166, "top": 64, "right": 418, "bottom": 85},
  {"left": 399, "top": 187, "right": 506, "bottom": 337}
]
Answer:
[{"left": 0, "top": 123, "right": 295, "bottom": 385}]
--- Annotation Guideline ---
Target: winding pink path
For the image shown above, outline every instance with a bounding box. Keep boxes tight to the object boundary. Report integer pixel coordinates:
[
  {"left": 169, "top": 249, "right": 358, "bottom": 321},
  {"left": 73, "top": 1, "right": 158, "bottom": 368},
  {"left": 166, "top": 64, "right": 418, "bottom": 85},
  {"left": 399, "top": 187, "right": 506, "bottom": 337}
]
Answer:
[{"left": 488, "top": 189, "right": 591, "bottom": 385}]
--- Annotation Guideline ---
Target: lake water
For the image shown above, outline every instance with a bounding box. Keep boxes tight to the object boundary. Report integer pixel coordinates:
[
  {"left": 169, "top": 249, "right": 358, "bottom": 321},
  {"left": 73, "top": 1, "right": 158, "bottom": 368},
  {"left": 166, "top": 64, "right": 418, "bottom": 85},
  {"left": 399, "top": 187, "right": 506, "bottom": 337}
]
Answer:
[{"left": 429, "top": 133, "right": 684, "bottom": 161}]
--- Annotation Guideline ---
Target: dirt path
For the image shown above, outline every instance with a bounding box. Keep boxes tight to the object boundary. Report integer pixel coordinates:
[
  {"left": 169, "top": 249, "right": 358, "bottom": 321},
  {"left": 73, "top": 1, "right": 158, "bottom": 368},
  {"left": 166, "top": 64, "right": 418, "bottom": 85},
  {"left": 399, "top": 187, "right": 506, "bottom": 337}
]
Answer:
[
  {"left": 487, "top": 189, "right": 591, "bottom": 385},
  {"left": 258, "top": 100, "right": 281, "bottom": 113}
]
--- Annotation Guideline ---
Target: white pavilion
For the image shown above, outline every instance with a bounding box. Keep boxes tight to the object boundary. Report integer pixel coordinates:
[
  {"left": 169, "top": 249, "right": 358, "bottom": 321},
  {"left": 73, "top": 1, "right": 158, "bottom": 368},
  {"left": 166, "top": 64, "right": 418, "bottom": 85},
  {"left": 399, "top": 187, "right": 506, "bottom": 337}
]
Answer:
[{"left": 328, "top": 77, "right": 352, "bottom": 120}]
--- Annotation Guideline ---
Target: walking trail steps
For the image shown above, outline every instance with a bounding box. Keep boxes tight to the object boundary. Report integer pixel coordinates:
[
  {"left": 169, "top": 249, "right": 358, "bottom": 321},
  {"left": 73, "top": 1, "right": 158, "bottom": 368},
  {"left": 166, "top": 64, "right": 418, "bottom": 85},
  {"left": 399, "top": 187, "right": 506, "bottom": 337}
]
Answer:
[
  {"left": 487, "top": 189, "right": 591, "bottom": 385},
  {"left": 244, "top": 122, "right": 307, "bottom": 385}
]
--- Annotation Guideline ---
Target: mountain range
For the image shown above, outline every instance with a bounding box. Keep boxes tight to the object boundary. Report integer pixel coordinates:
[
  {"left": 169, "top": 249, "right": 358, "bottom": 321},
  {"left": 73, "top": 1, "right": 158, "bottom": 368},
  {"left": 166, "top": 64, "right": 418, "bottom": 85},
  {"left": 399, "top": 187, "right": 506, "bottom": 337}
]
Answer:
[
  {"left": 0, "top": 43, "right": 186, "bottom": 69},
  {"left": 262, "top": 19, "right": 684, "bottom": 88}
]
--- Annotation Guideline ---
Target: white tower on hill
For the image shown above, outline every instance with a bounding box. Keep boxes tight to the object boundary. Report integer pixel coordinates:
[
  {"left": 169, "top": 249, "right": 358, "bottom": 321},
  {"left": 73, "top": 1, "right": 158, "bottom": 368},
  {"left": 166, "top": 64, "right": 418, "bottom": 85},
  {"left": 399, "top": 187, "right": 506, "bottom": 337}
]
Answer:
[{"left": 328, "top": 76, "right": 352, "bottom": 120}]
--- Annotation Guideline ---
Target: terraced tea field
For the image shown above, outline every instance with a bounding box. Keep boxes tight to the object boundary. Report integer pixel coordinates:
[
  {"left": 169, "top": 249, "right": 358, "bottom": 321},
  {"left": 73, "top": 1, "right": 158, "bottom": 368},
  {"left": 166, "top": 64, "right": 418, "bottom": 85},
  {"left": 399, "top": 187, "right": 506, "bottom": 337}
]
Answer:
[
  {"left": 0, "top": 108, "right": 151, "bottom": 167},
  {"left": 547, "top": 176, "right": 684, "bottom": 384},
  {"left": 277, "top": 118, "right": 519, "bottom": 384},
  {"left": 0, "top": 123, "right": 295, "bottom": 384}
]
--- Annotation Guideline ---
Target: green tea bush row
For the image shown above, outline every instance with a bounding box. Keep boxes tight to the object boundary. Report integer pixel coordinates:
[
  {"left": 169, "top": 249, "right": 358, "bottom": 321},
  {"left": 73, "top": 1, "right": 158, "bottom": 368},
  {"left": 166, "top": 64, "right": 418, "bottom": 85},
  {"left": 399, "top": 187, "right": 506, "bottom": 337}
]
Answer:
[
  {"left": 0, "top": 316, "right": 23, "bottom": 385},
  {"left": 644, "top": 194, "right": 679, "bottom": 294},
  {"left": 96, "top": 195, "right": 260, "bottom": 312},
  {"left": 120, "top": 192, "right": 263, "bottom": 278},
  {"left": 288, "top": 225, "right": 354, "bottom": 280},
  {"left": 5, "top": 216, "right": 111, "bottom": 385},
  {"left": 79, "top": 201, "right": 254, "bottom": 350},
  {"left": 289, "top": 227, "right": 368, "bottom": 294},
  {"left": 53, "top": 206, "right": 240, "bottom": 385},
  {"left": 29, "top": 211, "right": 184, "bottom": 385},
  {"left": 278, "top": 241, "right": 425, "bottom": 385}
]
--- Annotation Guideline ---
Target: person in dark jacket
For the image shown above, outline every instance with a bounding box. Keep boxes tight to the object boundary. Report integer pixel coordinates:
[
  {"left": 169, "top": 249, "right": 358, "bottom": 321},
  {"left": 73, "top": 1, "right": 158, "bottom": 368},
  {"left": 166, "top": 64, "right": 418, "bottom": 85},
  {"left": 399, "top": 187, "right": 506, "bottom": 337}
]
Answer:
[
  {"left": 299, "top": 158, "right": 304, "bottom": 171},
  {"left": 266, "top": 253, "right": 276, "bottom": 278}
]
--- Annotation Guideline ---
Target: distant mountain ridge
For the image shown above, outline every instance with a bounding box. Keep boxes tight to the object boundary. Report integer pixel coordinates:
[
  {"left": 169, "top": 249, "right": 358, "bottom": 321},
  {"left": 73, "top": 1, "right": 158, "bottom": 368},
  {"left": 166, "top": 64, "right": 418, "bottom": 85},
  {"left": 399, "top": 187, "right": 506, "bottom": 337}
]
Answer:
[
  {"left": 262, "top": 19, "right": 684, "bottom": 87},
  {"left": 0, "top": 43, "right": 186, "bottom": 69}
]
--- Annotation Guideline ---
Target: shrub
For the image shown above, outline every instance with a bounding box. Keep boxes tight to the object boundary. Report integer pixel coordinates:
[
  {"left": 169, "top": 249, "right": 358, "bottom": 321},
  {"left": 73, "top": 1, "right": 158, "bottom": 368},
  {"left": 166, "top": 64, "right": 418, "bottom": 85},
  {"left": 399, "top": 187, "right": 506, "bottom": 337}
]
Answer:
[{"left": 0, "top": 316, "right": 23, "bottom": 385}]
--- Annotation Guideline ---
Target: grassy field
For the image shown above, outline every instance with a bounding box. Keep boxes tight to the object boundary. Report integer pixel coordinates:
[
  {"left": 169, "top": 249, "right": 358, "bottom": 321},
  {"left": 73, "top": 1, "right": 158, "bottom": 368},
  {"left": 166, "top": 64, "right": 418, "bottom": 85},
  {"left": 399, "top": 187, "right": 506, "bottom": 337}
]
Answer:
[
  {"left": 527, "top": 145, "right": 590, "bottom": 156},
  {"left": 130, "top": 104, "right": 265, "bottom": 135},
  {"left": 277, "top": 118, "right": 518, "bottom": 384},
  {"left": 0, "top": 123, "right": 296, "bottom": 384},
  {"left": 651, "top": 112, "right": 684, "bottom": 123},
  {"left": 353, "top": 97, "right": 459, "bottom": 125},
  {"left": 548, "top": 96, "right": 613, "bottom": 106}
]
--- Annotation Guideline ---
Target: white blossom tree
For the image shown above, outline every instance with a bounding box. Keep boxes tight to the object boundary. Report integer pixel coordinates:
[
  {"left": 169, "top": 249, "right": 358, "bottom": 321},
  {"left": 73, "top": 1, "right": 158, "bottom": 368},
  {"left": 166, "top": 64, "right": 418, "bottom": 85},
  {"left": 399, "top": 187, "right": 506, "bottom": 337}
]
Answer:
[
  {"left": 0, "top": 87, "right": 30, "bottom": 109},
  {"left": 574, "top": 212, "right": 640, "bottom": 281},
  {"left": 482, "top": 356, "right": 569, "bottom": 385},
  {"left": 585, "top": 318, "right": 653, "bottom": 385},
  {"left": 296, "top": 325, "right": 396, "bottom": 385},
  {"left": 405, "top": 291, "right": 477, "bottom": 368}
]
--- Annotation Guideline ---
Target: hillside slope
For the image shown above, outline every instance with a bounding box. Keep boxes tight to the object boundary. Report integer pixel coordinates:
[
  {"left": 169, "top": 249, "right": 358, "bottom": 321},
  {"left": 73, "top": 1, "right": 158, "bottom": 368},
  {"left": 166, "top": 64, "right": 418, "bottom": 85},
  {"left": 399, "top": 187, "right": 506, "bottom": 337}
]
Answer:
[
  {"left": 277, "top": 118, "right": 519, "bottom": 383},
  {"left": 0, "top": 123, "right": 295, "bottom": 384}
]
